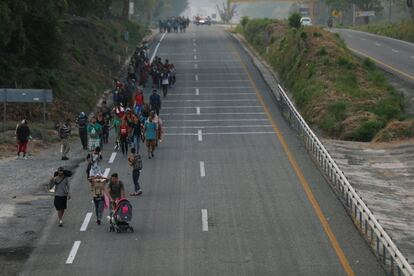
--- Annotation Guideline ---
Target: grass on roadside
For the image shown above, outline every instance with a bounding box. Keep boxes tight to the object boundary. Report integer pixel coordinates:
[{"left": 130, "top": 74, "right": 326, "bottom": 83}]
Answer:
[{"left": 237, "top": 18, "right": 406, "bottom": 142}]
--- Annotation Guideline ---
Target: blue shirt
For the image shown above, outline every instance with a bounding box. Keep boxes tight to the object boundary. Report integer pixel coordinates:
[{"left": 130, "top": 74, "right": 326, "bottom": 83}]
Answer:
[{"left": 145, "top": 121, "right": 157, "bottom": 140}]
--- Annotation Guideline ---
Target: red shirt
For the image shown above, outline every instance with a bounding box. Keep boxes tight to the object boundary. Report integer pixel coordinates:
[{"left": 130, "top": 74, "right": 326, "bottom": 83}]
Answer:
[
  {"left": 120, "top": 124, "right": 129, "bottom": 137},
  {"left": 135, "top": 93, "right": 144, "bottom": 106}
]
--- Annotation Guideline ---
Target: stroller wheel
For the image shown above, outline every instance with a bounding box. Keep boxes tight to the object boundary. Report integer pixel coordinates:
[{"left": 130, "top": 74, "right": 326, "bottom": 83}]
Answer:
[
  {"left": 109, "top": 225, "right": 115, "bottom": 232},
  {"left": 116, "top": 228, "right": 121, "bottom": 233}
]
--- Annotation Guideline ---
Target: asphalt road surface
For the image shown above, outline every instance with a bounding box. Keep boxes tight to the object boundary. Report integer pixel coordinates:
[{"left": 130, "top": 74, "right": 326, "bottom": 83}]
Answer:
[
  {"left": 21, "top": 26, "right": 385, "bottom": 276},
  {"left": 333, "top": 28, "right": 414, "bottom": 85}
]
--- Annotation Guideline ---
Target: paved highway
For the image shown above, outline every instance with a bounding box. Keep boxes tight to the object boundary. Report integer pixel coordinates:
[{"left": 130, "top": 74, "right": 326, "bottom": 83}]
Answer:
[
  {"left": 333, "top": 28, "right": 414, "bottom": 84},
  {"left": 21, "top": 26, "right": 385, "bottom": 275}
]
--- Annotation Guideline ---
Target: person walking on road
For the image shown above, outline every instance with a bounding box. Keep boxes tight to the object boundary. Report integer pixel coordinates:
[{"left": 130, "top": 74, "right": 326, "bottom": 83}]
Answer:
[
  {"left": 76, "top": 112, "right": 88, "bottom": 150},
  {"left": 87, "top": 116, "right": 102, "bottom": 151},
  {"left": 111, "top": 113, "right": 121, "bottom": 151},
  {"left": 119, "top": 119, "right": 129, "bottom": 155},
  {"left": 15, "top": 119, "right": 30, "bottom": 159},
  {"left": 149, "top": 89, "right": 161, "bottom": 116},
  {"left": 86, "top": 146, "right": 103, "bottom": 178},
  {"left": 58, "top": 119, "right": 71, "bottom": 160},
  {"left": 128, "top": 148, "right": 143, "bottom": 196},
  {"left": 48, "top": 167, "right": 71, "bottom": 227},
  {"left": 88, "top": 175, "right": 108, "bottom": 225},
  {"left": 144, "top": 112, "right": 157, "bottom": 159},
  {"left": 130, "top": 115, "right": 142, "bottom": 153}
]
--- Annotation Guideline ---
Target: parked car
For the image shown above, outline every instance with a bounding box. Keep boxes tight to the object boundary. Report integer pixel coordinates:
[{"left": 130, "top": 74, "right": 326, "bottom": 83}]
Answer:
[{"left": 300, "top": 17, "right": 312, "bottom": 26}]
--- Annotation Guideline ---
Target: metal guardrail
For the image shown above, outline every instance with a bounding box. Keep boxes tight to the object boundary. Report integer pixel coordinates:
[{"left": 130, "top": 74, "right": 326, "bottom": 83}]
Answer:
[{"left": 276, "top": 84, "right": 414, "bottom": 276}]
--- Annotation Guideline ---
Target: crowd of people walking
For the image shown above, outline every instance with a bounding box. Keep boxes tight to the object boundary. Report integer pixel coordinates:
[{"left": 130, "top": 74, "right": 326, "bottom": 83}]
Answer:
[{"left": 45, "top": 35, "right": 178, "bottom": 227}]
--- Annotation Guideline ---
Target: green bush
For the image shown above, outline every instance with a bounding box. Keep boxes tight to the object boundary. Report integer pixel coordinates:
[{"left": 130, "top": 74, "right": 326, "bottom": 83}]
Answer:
[
  {"left": 240, "top": 16, "right": 249, "bottom": 28},
  {"left": 318, "top": 46, "right": 327, "bottom": 56},
  {"left": 353, "top": 120, "right": 385, "bottom": 142},
  {"left": 363, "top": 58, "right": 376, "bottom": 71},
  {"left": 288, "top": 13, "right": 302, "bottom": 29}
]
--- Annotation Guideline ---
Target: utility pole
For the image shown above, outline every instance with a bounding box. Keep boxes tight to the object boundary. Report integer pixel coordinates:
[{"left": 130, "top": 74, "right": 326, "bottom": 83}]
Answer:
[
  {"left": 389, "top": 0, "right": 392, "bottom": 21},
  {"left": 352, "top": 4, "right": 356, "bottom": 26}
]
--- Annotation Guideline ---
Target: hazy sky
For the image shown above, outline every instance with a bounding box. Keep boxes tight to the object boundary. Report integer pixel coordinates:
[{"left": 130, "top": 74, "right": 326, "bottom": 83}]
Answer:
[{"left": 183, "top": 0, "right": 295, "bottom": 21}]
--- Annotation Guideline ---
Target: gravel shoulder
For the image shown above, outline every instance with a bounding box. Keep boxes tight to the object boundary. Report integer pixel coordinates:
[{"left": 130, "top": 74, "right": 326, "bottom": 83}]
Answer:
[{"left": 0, "top": 139, "right": 85, "bottom": 276}]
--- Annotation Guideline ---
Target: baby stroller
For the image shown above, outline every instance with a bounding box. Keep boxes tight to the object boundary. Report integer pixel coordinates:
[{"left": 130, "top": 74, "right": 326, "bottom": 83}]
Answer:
[{"left": 109, "top": 198, "right": 134, "bottom": 233}]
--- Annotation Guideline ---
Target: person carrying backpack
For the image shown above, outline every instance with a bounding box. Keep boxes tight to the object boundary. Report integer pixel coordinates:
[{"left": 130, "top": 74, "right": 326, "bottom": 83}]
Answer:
[
  {"left": 128, "top": 148, "right": 143, "bottom": 196},
  {"left": 76, "top": 112, "right": 88, "bottom": 150},
  {"left": 58, "top": 119, "right": 71, "bottom": 161},
  {"left": 48, "top": 167, "right": 71, "bottom": 227}
]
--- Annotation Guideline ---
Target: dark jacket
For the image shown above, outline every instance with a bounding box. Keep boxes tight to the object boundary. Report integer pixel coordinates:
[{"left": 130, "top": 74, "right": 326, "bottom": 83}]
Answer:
[
  {"left": 150, "top": 94, "right": 161, "bottom": 110},
  {"left": 16, "top": 124, "right": 30, "bottom": 142}
]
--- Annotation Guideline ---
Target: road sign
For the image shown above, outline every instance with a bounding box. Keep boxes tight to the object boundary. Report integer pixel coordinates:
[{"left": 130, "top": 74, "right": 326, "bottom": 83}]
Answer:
[
  {"left": 0, "top": 89, "right": 53, "bottom": 103},
  {"left": 355, "top": 11, "right": 375, "bottom": 17},
  {"left": 331, "top": 10, "right": 342, "bottom": 18},
  {"left": 1, "top": 89, "right": 53, "bottom": 126}
]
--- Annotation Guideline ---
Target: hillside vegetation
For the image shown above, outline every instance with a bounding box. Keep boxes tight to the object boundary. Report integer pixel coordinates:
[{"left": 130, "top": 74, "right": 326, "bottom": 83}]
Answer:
[
  {"left": 354, "top": 21, "right": 414, "bottom": 43},
  {"left": 237, "top": 18, "right": 406, "bottom": 142}
]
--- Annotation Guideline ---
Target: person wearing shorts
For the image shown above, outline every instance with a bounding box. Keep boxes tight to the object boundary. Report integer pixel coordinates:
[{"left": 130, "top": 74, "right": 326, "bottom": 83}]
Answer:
[
  {"left": 144, "top": 112, "right": 157, "bottom": 159},
  {"left": 48, "top": 167, "right": 70, "bottom": 227}
]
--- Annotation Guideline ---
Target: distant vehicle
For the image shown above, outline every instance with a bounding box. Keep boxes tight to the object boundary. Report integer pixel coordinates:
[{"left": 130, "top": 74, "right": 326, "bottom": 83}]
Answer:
[
  {"left": 195, "top": 16, "right": 211, "bottom": 26},
  {"left": 300, "top": 17, "right": 312, "bottom": 26}
]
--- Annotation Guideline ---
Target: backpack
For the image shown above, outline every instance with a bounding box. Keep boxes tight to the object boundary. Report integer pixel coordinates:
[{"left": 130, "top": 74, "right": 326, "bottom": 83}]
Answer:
[
  {"left": 90, "top": 127, "right": 97, "bottom": 138},
  {"left": 59, "top": 126, "right": 69, "bottom": 139}
]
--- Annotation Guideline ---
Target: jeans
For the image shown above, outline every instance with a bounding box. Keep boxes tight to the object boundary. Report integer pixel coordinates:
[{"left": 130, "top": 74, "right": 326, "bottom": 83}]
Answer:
[
  {"left": 132, "top": 169, "right": 141, "bottom": 192},
  {"left": 132, "top": 135, "right": 140, "bottom": 153},
  {"left": 93, "top": 197, "right": 104, "bottom": 221}
]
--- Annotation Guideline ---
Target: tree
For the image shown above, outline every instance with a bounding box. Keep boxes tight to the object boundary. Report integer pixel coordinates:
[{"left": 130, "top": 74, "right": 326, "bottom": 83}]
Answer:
[
  {"left": 217, "top": 1, "right": 238, "bottom": 24},
  {"left": 288, "top": 13, "right": 302, "bottom": 28}
]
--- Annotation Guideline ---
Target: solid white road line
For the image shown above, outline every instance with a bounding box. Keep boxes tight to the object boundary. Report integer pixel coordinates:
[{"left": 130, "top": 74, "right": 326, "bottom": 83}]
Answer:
[
  {"left": 65, "top": 241, "right": 81, "bottom": 264},
  {"left": 200, "top": 162, "right": 205, "bottom": 177},
  {"left": 198, "top": 130, "right": 203, "bottom": 141},
  {"left": 195, "top": 75, "right": 199, "bottom": 81},
  {"left": 392, "top": 49, "right": 399, "bottom": 53},
  {"left": 80, "top": 212, "right": 93, "bottom": 232},
  {"left": 201, "top": 209, "right": 208, "bottom": 232},
  {"left": 196, "top": 107, "right": 201, "bottom": 115},
  {"left": 195, "top": 88, "right": 199, "bottom": 95},
  {"left": 103, "top": 168, "right": 110, "bottom": 178},
  {"left": 150, "top": 33, "right": 167, "bottom": 63},
  {"left": 164, "top": 125, "right": 272, "bottom": 129},
  {"left": 108, "top": 152, "right": 117, "bottom": 163}
]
